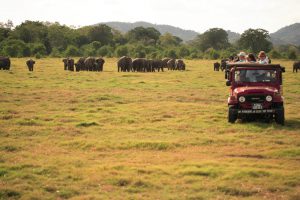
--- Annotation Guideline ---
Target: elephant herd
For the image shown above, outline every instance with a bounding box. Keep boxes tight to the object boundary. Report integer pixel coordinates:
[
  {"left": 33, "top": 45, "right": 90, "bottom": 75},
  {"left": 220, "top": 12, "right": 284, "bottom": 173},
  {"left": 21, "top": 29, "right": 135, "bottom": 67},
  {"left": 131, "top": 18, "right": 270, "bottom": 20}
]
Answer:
[
  {"left": 63, "top": 57, "right": 105, "bottom": 72},
  {"left": 117, "top": 56, "right": 186, "bottom": 72},
  {"left": 1, "top": 56, "right": 299, "bottom": 73}
]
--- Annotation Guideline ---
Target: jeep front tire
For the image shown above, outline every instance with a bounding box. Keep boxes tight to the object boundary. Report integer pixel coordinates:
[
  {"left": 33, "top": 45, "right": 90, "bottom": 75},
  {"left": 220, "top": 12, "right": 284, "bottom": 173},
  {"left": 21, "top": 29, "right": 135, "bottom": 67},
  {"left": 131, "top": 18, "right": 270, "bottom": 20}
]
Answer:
[
  {"left": 228, "top": 106, "right": 237, "bottom": 123},
  {"left": 275, "top": 106, "right": 285, "bottom": 125}
]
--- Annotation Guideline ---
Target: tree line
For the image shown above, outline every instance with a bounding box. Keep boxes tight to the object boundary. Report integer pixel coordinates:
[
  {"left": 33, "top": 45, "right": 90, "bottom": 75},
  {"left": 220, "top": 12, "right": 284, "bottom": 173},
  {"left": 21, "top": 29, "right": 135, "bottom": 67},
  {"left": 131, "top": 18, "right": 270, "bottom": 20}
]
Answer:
[{"left": 0, "top": 20, "right": 299, "bottom": 59}]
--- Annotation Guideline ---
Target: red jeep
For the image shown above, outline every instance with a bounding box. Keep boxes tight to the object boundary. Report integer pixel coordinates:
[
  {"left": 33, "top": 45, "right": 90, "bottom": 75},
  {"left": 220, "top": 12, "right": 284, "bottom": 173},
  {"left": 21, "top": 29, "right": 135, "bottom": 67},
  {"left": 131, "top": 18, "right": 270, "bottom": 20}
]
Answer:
[{"left": 225, "top": 63, "right": 285, "bottom": 125}]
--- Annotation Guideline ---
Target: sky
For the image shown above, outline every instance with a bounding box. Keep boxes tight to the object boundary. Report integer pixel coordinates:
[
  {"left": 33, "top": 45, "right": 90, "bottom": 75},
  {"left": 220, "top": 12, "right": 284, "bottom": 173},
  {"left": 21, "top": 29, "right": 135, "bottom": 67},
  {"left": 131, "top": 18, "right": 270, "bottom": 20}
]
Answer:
[{"left": 0, "top": 0, "right": 299, "bottom": 33}]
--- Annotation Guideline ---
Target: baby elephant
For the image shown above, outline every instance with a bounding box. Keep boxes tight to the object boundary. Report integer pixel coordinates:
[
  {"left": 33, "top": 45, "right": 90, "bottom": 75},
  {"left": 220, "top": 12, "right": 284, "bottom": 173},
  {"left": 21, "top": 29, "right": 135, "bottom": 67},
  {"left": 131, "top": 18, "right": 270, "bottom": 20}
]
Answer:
[{"left": 26, "top": 59, "right": 35, "bottom": 71}]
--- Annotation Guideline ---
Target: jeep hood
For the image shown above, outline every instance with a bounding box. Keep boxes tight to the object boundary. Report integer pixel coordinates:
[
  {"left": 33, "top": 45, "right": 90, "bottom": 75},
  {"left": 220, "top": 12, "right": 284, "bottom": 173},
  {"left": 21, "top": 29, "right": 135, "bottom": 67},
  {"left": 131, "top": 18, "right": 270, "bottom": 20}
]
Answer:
[{"left": 234, "top": 86, "right": 278, "bottom": 95}]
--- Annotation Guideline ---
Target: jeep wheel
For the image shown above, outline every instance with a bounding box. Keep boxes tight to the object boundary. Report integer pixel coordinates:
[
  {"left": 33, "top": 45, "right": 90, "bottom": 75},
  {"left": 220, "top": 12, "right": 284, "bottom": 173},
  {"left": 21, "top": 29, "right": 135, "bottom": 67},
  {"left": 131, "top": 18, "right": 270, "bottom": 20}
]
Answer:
[
  {"left": 228, "top": 106, "right": 237, "bottom": 123},
  {"left": 275, "top": 106, "right": 285, "bottom": 125}
]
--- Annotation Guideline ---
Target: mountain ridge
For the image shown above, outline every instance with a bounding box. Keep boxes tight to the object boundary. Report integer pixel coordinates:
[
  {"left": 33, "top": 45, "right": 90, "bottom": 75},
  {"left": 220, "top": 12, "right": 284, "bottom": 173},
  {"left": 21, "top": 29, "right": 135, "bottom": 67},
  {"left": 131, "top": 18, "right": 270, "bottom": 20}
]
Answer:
[{"left": 99, "top": 21, "right": 299, "bottom": 45}]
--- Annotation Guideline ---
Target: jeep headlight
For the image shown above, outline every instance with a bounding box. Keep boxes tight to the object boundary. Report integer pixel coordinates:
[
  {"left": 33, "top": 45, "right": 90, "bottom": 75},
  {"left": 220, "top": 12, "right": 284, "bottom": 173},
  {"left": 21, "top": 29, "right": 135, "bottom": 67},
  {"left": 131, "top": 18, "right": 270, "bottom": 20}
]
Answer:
[
  {"left": 239, "top": 96, "right": 246, "bottom": 103},
  {"left": 266, "top": 95, "right": 272, "bottom": 102}
]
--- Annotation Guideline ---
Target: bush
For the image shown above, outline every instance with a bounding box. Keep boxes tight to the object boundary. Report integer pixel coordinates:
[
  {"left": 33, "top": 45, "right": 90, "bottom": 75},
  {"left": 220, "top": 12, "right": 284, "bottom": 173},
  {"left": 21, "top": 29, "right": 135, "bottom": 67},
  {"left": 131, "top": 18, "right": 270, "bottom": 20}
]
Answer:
[
  {"left": 90, "top": 41, "right": 102, "bottom": 49},
  {"left": 288, "top": 50, "right": 297, "bottom": 60},
  {"left": 115, "top": 45, "right": 129, "bottom": 57},
  {"left": 1, "top": 39, "right": 30, "bottom": 57},
  {"left": 31, "top": 43, "right": 47, "bottom": 56},
  {"left": 35, "top": 52, "right": 42, "bottom": 59},
  {"left": 164, "top": 49, "right": 178, "bottom": 59},
  {"left": 205, "top": 48, "right": 220, "bottom": 59},
  {"left": 178, "top": 46, "right": 190, "bottom": 58},
  {"left": 50, "top": 47, "right": 62, "bottom": 57},
  {"left": 97, "top": 45, "right": 114, "bottom": 57},
  {"left": 269, "top": 50, "right": 282, "bottom": 59},
  {"left": 65, "top": 45, "right": 80, "bottom": 57}
]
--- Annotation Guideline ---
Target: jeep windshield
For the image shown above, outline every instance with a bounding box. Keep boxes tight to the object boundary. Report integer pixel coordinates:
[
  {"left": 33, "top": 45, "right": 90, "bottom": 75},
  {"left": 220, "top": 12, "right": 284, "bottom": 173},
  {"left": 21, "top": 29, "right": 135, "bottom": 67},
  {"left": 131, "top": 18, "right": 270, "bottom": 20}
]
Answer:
[{"left": 234, "top": 69, "right": 277, "bottom": 83}]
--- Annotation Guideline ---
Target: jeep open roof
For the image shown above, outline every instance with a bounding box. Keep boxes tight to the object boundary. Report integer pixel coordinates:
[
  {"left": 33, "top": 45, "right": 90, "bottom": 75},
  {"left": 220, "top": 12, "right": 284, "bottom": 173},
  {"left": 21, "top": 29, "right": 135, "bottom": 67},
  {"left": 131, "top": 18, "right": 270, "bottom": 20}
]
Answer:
[{"left": 226, "top": 63, "right": 285, "bottom": 72}]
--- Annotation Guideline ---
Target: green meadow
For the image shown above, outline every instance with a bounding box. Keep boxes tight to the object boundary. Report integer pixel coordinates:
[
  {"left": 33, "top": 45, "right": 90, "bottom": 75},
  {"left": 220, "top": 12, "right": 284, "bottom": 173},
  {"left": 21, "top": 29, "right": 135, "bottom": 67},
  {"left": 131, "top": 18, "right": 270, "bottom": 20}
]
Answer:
[{"left": 0, "top": 58, "right": 299, "bottom": 199}]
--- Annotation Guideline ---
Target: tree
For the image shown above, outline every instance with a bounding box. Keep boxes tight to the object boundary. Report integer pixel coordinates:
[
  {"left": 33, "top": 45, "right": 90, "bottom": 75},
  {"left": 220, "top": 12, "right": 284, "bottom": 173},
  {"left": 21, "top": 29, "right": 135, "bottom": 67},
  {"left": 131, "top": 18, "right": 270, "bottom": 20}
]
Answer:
[
  {"left": 47, "top": 23, "right": 75, "bottom": 52},
  {"left": 0, "top": 27, "right": 11, "bottom": 43},
  {"left": 112, "top": 29, "right": 127, "bottom": 45},
  {"left": 178, "top": 46, "right": 190, "bottom": 57},
  {"left": 288, "top": 50, "right": 297, "bottom": 59},
  {"left": 133, "top": 45, "right": 147, "bottom": 58},
  {"left": 12, "top": 21, "right": 48, "bottom": 43},
  {"left": 159, "top": 32, "right": 182, "bottom": 46},
  {"left": 164, "top": 49, "right": 178, "bottom": 59},
  {"left": 1, "top": 39, "right": 30, "bottom": 57},
  {"left": 65, "top": 45, "right": 80, "bottom": 57},
  {"left": 0, "top": 20, "right": 14, "bottom": 29},
  {"left": 194, "top": 28, "right": 229, "bottom": 51},
  {"left": 97, "top": 45, "right": 114, "bottom": 57},
  {"left": 87, "top": 24, "right": 113, "bottom": 45},
  {"left": 127, "top": 26, "right": 161, "bottom": 45},
  {"left": 269, "top": 49, "right": 282, "bottom": 59},
  {"left": 30, "top": 43, "right": 47, "bottom": 56},
  {"left": 115, "top": 45, "right": 129, "bottom": 57},
  {"left": 238, "top": 29, "right": 272, "bottom": 53},
  {"left": 204, "top": 48, "right": 220, "bottom": 59}
]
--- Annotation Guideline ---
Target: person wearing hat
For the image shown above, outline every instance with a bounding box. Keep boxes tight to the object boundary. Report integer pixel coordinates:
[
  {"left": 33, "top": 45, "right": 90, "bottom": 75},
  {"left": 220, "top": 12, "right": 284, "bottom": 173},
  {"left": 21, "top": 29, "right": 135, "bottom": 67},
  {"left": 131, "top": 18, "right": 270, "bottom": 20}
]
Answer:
[
  {"left": 237, "top": 52, "right": 247, "bottom": 62},
  {"left": 258, "top": 51, "right": 269, "bottom": 64}
]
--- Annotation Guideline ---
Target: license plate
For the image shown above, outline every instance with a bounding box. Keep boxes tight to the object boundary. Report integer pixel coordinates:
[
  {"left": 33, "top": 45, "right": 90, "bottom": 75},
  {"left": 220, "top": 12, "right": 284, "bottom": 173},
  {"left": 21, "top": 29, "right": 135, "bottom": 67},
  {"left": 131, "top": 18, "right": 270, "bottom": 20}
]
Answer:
[
  {"left": 238, "top": 109, "right": 275, "bottom": 114},
  {"left": 252, "top": 103, "right": 262, "bottom": 110}
]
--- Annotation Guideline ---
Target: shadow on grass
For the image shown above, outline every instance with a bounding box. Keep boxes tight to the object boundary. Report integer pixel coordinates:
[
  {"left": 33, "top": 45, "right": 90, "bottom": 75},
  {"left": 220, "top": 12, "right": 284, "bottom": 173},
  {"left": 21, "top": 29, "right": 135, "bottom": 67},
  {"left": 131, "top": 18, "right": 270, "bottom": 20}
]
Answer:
[{"left": 238, "top": 118, "right": 300, "bottom": 131}]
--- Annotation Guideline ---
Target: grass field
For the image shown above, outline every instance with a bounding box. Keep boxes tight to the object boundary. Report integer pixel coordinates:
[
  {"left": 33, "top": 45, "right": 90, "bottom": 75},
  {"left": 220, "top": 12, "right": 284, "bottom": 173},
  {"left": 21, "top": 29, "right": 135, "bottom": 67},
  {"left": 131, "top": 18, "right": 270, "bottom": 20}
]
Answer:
[{"left": 0, "top": 58, "right": 299, "bottom": 200}]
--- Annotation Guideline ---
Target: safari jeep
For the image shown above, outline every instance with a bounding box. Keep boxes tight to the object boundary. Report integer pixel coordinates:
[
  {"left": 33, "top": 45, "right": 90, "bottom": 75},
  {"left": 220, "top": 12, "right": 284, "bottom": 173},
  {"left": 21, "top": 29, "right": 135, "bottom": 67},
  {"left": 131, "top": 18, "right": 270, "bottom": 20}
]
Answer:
[{"left": 225, "top": 63, "right": 285, "bottom": 125}]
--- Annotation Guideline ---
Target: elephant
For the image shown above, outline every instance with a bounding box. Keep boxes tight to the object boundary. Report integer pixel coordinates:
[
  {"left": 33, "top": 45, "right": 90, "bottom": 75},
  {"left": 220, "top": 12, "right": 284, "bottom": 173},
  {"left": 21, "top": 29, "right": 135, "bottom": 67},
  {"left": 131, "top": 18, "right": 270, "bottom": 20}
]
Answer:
[
  {"left": 293, "top": 61, "right": 300, "bottom": 73},
  {"left": 146, "top": 59, "right": 153, "bottom": 72},
  {"left": 62, "top": 58, "right": 68, "bottom": 70},
  {"left": 118, "top": 56, "right": 132, "bottom": 72},
  {"left": 220, "top": 59, "right": 227, "bottom": 71},
  {"left": 84, "top": 57, "right": 96, "bottom": 71},
  {"left": 67, "top": 58, "right": 75, "bottom": 71},
  {"left": 75, "top": 57, "right": 86, "bottom": 71},
  {"left": 214, "top": 62, "right": 220, "bottom": 71},
  {"left": 162, "top": 58, "right": 171, "bottom": 69},
  {"left": 95, "top": 58, "right": 105, "bottom": 71},
  {"left": 132, "top": 58, "right": 147, "bottom": 72},
  {"left": 167, "top": 59, "right": 176, "bottom": 70},
  {"left": 152, "top": 59, "right": 164, "bottom": 72},
  {"left": 175, "top": 59, "right": 185, "bottom": 71},
  {"left": 26, "top": 59, "right": 35, "bottom": 71},
  {"left": 0, "top": 57, "right": 11, "bottom": 70}
]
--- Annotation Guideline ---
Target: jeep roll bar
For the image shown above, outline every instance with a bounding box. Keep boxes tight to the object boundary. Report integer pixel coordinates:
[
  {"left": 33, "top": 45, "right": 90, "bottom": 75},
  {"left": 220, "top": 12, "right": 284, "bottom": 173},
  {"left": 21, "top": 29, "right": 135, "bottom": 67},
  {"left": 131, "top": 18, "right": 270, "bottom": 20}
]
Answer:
[{"left": 225, "top": 63, "right": 285, "bottom": 80}]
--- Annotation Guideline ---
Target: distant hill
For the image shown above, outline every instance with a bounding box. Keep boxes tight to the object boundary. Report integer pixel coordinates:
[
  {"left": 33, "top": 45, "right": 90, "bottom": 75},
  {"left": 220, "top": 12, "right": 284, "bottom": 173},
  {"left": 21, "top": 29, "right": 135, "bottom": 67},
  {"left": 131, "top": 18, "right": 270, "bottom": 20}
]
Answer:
[
  {"left": 101, "top": 21, "right": 198, "bottom": 42},
  {"left": 270, "top": 23, "right": 300, "bottom": 45},
  {"left": 99, "top": 21, "right": 300, "bottom": 46}
]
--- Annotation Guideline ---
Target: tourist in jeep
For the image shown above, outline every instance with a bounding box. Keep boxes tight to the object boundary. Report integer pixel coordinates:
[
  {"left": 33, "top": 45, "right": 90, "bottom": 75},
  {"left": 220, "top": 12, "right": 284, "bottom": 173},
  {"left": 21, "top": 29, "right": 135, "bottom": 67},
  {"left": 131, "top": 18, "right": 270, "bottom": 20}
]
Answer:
[
  {"left": 237, "top": 52, "right": 247, "bottom": 63},
  {"left": 258, "top": 51, "right": 270, "bottom": 64},
  {"left": 246, "top": 53, "right": 257, "bottom": 63}
]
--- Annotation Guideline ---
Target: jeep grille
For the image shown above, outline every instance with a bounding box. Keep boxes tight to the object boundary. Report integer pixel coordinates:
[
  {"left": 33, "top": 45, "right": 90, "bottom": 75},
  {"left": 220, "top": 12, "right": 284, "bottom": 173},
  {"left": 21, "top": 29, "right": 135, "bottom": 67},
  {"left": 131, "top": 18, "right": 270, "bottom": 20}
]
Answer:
[{"left": 245, "top": 95, "right": 266, "bottom": 103}]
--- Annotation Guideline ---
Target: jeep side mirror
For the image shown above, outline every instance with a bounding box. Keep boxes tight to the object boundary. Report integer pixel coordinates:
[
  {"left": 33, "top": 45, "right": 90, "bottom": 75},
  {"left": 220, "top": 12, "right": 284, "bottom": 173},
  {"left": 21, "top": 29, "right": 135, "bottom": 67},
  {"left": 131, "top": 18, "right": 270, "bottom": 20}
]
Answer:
[{"left": 226, "top": 80, "right": 231, "bottom": 86}]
